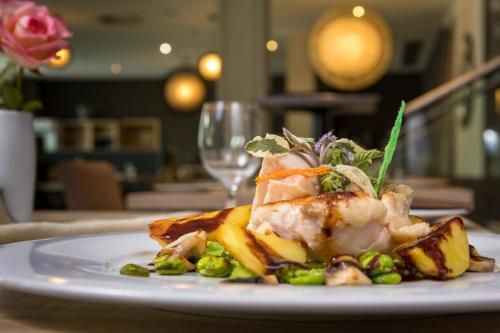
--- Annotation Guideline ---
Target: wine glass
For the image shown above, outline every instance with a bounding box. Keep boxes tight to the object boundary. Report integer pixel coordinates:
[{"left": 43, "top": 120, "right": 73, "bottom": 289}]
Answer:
[{"left": 198, "top": 101, "right": 262, "bottom": 208}]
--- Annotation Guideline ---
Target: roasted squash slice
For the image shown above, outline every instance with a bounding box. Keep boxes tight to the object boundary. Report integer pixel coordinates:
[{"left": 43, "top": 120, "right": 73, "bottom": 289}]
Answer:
[
  {"left": 217, "top": 223, "right": 307, "bottom": 276},
  {"left": 149, "top": 205, "right": 251, "bottom": 247},
  {"left": 394, "top": 217, "right": 469, "bottom": 279}
]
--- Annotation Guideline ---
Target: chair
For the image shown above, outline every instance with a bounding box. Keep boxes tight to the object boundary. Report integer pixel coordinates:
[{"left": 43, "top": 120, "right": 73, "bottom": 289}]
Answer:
[{"left": 56, "top": 160, "right": 124, "bottom": 210}]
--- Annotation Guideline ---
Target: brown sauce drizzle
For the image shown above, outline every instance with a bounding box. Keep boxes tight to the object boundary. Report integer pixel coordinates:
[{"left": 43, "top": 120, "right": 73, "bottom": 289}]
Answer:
[
  {"left": 244, "top": 230, "right": 288, "bottom": 273},
  {"left": 322, "top": 228, "right": 332, "bottom": 238},
  {"left": 365, "top": 255, "right": 381, "bottom": 276},
  {"left": 320, "top": 192, "right": 357, "bottom": 227},
  {"left": 318, "top": 191, "right": 358, "bottom": 201},
  {"left": 160, "top": 208, "right": 232, "bottom": 242},
  {"left": 399, "top": 218, "right": 463, "bottom": 279},
  {"left": 419, "top": 238, "right": 449, "bottom": 278}
]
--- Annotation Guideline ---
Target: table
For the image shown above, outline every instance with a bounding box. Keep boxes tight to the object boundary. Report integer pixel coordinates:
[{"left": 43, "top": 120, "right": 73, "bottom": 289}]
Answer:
[
  {"left": 126, "top": 190, "right": 254, "bottom": 211},
  {"left": 126, "top": 186, "right": 474, "bottom": 211},
  {"left": 32, "top": 209, "right": 169, "bottom": 223},
  {"left": 2, "top": 288, "right": 500, "bottom": 333}
]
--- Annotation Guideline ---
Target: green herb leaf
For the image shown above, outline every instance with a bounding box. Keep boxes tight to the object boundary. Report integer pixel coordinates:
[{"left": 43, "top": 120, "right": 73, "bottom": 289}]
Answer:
[
  {"left": 323, "top": 147, "right": 343, "bottom": 166},
  {"left": 244, "top": 134, "right": 290, "bottom": 158},
  {"left": 320, "top": 138, "right": 382, "bottom": 174},
  {"left": 320, "top": 171, "right": 347, "bottom": 192},
  {"left": 375, "top": 101, "right": 405, "bottom": 195},
  {"left": 282, "top": 128, "right": 315, "bottom": 154},
  {"left": 303, "top": 137, "right": 316, "bottom": 145},
  {"left": 332, "top": 165, "right": 377, "bottom": 198},
  {"left": 353, "top": 149, "right": 383, "bottom": 172},
  {"left": 333, "top": 139, "right": 367, "bottom": 154},
  {"left": 21, "top": 99, "right": 43, "bottom": 112}
]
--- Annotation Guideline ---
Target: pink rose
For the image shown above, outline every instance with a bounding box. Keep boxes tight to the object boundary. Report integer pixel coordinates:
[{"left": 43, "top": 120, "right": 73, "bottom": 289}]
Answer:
[{"left": 0, "top": 0, "right": 72, "bottom": 69}]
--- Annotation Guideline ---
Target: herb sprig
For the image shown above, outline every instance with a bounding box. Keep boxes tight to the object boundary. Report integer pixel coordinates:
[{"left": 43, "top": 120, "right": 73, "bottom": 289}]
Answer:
[{"left": 374, "top": 101, "right": 405, "bottom": 195}]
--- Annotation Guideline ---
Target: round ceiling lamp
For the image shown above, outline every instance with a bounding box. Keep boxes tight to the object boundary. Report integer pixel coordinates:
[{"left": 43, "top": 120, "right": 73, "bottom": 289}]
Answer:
[
  {"left": 197, "top": 52, "right": 221, "bottom": 81},
  {"left": 164, "top": 72, "right": 206, "bottom": 112},
  {"left": 308, "top": 6, "right": 393, "bottom": 91},
  {"left": 49, "top": 48, "right": 71, "bottom": 69}
]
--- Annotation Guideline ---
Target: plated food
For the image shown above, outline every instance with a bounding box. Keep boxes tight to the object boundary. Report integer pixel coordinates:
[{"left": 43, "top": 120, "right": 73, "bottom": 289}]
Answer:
[{"left": 124, "top": 102, "right": 496, "bottom": 286}]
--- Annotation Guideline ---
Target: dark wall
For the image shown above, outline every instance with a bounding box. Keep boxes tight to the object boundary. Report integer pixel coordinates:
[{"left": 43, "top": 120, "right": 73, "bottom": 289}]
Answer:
[
  {"left": 25, "top": 72, "right": 422, "bottom": 162},
  {"left": 423, "top": 27, "right": 452, "bottom": 91},
  {"left": 24, "top": 78, "right": 215, "bottom": 164},
  {"left": 317, "top": 73, "right": 424, "bottom": 148}
]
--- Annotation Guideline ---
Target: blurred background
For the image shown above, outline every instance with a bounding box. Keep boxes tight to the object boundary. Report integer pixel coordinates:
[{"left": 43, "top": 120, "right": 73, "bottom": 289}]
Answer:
[{"left": 15, "top": 0, "right": 500, "bottom": 226}]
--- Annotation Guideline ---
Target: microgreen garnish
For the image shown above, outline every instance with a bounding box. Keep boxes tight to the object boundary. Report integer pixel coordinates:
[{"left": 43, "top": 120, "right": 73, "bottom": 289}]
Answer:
[{"left": 245, "top": 102, "right": 404, "bottom": 197}]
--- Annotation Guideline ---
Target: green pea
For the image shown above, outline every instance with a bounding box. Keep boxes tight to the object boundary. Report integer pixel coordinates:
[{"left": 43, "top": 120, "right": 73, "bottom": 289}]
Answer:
[
  {"left": 154, "top": 256, "right": 188, "bottom": 275},
  {"left": 372, "top": 254, "right": 395, "bottom": 276},
  {"left": 120, "top": 264, "right": 150, "bottom": 277},
  {"left": 206, "top": 241, "right": 227, "bottom": 257},
  {"left": 288, "top": 268, "right": 325, "bottom": 285},
  {"left": 358, "top": 251, "right": 378, "bottom": 268},
  {"left": 358, "top": 251, "right": 395, "bottom": 277},
  {"left": 196, "top": 256, "right": 232, "bottom": 277},
  {"left": 373, "top": 272, "right": 402, "bottom": 284},
  {"left": 153, "top": 254, "right": 169, "bottom": 264},
  {"left": 157, "top": 267, "right": 186, "bottom": 275},
  {"left": 230, "top": 264, "right": 255, "bottom": 279}
]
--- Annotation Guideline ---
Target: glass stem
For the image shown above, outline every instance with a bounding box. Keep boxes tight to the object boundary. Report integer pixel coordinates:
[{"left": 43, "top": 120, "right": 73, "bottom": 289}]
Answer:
[{"left": 225, "top": 184, "right": 239, "bottom": 208}]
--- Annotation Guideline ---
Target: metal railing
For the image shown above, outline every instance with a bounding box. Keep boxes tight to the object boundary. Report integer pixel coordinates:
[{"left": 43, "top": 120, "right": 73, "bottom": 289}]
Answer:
[
  {"left": 399, "top": 55, "right": 500, "bottom": 179},
  {"left": 405, "top": 55, "right": 500, "bottom": 116}
]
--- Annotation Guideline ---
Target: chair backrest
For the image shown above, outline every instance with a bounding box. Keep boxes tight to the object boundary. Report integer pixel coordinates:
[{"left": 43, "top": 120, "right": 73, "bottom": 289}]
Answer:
[{"left": 57, "top": 160, "right": 124, "bottom": 210}]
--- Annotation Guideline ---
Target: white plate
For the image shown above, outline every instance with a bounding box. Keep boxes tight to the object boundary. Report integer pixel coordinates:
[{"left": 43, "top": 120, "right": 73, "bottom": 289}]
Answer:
[
  {"left": 0, "top": 231, "right": 499, "bottom": 319},
  {"left": 410, "top": 208, "right": 470, "bottom": 219}
]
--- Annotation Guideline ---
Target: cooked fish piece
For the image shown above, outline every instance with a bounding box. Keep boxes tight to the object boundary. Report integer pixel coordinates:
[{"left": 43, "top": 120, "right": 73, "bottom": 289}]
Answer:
[
  {"left": 381, "top": 184, "right": 430, "bottom": 245},
  {"left": 251, "top": 152, "right": 319, "bottom": 213},
  {"left": 327, "top": 220, "right": 392, "bottom": 256},
  {"left": 248, "top": 192, "right": 389, "bottom": 258},
  {"left": 248, "top": 184, "right": 433, "bottom": 258}
]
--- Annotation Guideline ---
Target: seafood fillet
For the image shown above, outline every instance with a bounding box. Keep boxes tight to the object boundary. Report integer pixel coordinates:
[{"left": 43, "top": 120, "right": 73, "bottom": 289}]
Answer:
[{"left": 248, "top": 192, "right": 389, "bottom": 257}]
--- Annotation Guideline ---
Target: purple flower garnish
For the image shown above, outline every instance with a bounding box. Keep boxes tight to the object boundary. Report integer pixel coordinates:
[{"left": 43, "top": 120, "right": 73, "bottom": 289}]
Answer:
[
  {"left": 341, "top": 147, "right": 355, "bottom": 164},
  {"left": 314, "top": 131, "right": 337, "bottom": 154}
]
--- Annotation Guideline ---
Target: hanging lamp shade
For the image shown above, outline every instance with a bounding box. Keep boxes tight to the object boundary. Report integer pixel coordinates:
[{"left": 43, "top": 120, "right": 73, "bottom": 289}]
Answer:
[
  {"left": 308, "top": 6, "right": 393, "bottom": 91},
  {"left": 197, "top": 52, "right": 222, "bottom": 81},
  {"left": 164, "top": 72, "right": 206, "bottom": 112}
]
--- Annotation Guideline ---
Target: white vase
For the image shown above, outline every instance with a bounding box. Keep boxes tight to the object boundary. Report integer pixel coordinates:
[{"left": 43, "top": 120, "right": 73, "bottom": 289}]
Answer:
[{"left": 0, "top": 110, "right": 35, "bottom": 222}]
